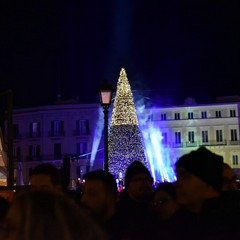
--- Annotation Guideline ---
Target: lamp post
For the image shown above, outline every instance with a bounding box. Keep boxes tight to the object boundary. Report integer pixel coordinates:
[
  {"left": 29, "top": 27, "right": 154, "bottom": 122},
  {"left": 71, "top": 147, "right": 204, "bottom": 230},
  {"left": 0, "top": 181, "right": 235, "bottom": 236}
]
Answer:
[{"left": 99, "top": 80, "right": 114, "bottom": 172}]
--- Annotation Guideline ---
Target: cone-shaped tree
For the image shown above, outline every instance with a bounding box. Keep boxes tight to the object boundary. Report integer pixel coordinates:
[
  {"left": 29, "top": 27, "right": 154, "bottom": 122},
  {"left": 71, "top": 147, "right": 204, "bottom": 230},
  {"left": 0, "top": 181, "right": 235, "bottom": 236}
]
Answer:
[{"left": 108, "top": 68, "right": 148, "bottom": 179}]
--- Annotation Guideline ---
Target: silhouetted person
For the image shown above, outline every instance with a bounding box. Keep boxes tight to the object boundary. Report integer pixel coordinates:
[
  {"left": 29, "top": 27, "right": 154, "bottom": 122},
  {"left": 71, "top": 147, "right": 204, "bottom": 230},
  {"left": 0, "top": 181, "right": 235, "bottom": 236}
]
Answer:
[
  {"left": 172, "top": 147, "right": 240, "bottom": 240},
  {"left": 175, "top": 147, "right": 223, "bottom": 214},
  {"left": 116, "top": 161, "right": 157, "bottom": 240},
  {"left": 152, "top": 182, "right": 179, "bottom": 221},
  {"left": 81, "top": 170, "right": 122, "bottom": 240},
  {"left": 30, "top": 163, "right": 62, "bottom": 192}
]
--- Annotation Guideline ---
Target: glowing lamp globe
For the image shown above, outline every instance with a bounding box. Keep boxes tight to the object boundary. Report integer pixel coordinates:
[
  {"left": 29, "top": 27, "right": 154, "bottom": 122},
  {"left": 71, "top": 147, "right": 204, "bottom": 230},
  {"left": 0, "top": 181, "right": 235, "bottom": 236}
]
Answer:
[{"left": 99, "top": 80, "right": 114, "bottom": 107}]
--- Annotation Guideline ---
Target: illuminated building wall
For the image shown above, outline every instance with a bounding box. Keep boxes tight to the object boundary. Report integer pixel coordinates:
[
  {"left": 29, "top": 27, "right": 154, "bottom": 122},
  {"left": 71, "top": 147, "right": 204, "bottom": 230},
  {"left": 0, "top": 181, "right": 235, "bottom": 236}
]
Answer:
[
  {"left": 10, "top": 96, "right": 240, "bottom": 184},
  {"left": 11, "top": 103, "right": 102, "bottom": 184},
  {"left": 143, "top": 99, "right": 240, "bottom": 180}
]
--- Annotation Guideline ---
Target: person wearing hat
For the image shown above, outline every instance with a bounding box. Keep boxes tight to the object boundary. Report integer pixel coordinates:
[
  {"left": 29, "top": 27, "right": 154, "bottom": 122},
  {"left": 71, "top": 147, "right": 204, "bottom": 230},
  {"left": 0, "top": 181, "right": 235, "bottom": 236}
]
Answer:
[
  {"left": 175, "top": 146, "right": 223, "bottom": 214},
  {"left": 172, "top": 147, "right": 240, "bottom": 240},
  {"left": 115, "top": 161, "right": 160, "bottom": 239},
  {"left": 124, "top": 160, "right": 153, "bottom": 203}
]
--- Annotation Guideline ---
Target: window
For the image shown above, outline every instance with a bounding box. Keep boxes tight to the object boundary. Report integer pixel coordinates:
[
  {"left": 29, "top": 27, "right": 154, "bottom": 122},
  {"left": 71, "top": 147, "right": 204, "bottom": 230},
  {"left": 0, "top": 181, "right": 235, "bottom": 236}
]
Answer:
[
  {"left": 54, "top": 143, "right": 62, "bottom": 159},
  {"left": 29, "top": 144, "right": 40, "bottom": 158},
  {"left": 13, "top": 124, "right": 20, "bottom": 139},
  {"left": 231, "top": 129, "right": 238, "bottom": 141},
  {"left": 230, "top": 110, "right": 236, "bottom": 117},
  {"left": 161, "top": 113, "right": 167, "bottom": 121},
  {"left": 202, "top": 131, "right": 209, "bottom": 143},
  {"left": 175, "top": 132, "right": 181, "bottom": 144},
  {"left": 215, "top": 111, "right": 221, "bottom": 118},
  {"left": 201, "top": 111, "right": 207, "bottom": 119},
  {"left": 174, "top": 113, "right": 180, "bottom": 120},
  {"left": 161, "top": 132, "right": 168, "bottom": 144},
  {"left": 148, "top": 114, "right": 153, "bottom": 121},
  {"left": 188, "top": 112, "right": 193, "bottom": 119},
  {"left": 50, "top": 121, "right": 64, "bottom": 137},
  {"left": 77, "top": 120, "right": 89, "bottom": 135},
  {"left": 13, "top": 146, "right": 21, "bottom": 161},
  {"left": 233, "top": 155, "right": 238, "bottom": 165},
  {"left": 30, "top": 122, "right": 40, "bottom": 138},
  {"left": 77, "top": 142, "right": 87, "bottom": 159},
  {"left": 188, "top": 131, "right": 195, "bottom": 143},
  {"left": 216, "top": 130, "right": 223, "bottom": 142}
]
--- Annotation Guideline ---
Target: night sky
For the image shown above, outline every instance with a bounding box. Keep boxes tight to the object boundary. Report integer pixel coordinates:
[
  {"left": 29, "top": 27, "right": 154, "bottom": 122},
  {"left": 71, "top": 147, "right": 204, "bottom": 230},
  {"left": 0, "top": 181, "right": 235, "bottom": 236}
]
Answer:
[{"left": 0, "top": 0, "right": 239, "bottom": 108}]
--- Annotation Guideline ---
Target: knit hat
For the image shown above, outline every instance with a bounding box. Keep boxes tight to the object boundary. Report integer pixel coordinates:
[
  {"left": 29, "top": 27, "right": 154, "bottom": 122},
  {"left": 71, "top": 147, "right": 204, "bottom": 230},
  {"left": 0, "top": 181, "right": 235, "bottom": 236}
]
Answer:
[
  {"left": 125, "top": 161, "right": 152, "bottom": 189},
  {"left": 175, "top": 147, "right": 223, "bottom": 191}
]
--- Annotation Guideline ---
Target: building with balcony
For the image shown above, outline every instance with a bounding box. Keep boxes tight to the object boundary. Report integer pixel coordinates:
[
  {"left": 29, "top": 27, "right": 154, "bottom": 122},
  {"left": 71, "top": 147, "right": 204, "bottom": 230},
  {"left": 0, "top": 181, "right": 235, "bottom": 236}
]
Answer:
[
  {"left": 8, "top": 96, "right": 240, "bottom": 185},
  {"left": 11, "top": 103, "right": 103, "bottom": 185},
  {"left": 148, "top": 98, "right": 240, "bottom": 166}
]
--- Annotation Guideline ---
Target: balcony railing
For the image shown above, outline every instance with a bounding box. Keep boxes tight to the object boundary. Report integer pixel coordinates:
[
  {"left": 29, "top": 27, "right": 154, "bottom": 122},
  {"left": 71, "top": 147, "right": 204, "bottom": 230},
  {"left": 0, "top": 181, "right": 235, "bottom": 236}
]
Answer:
[
  {"left": 172, "top": 142, "right": 183, "bottom": 148},
  {"left": 161, "top": 142, "right": 171, "bottom": 148},
  {"left": 73, "top": 130, "right": 89, "bottom": 136},
  {"left": 13, "top": 134, "right": 22, "bottom": 140},
  {"left": 48, "top": 131, "right": 65, "bottom": 137},
  {"left": 199, "top": 142, "right": 210, "bottom": 146},
  {"left": 172, "top": 140, "right": 230, "bottom": 148},
  {"left": 185, "top": 141, "right": 198, "bottom": 147},
  {"left": 229, "top": 140, "right": 240, "bottom": 145},
  {"left": 13, "top": 156, "right": 22, "bottom": 162},
  {"left": 27, "top": 132, "right": 41, "bottom": 138},
  {"left": 29, "top": 154, "right": 61, "bottom": 161},
  {"left": 26, "top": 156, "right": 42, "bottom": 162},
  {"left": 215, "top": 140, "right": 227, "bottom": 145}
]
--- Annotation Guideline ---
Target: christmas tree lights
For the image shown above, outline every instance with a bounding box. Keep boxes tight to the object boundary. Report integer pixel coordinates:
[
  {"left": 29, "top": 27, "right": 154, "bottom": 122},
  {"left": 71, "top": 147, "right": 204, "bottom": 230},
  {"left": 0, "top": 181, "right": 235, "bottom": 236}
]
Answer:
[{"left": 108, "top": 68, "right": 148, "bottom": 179}]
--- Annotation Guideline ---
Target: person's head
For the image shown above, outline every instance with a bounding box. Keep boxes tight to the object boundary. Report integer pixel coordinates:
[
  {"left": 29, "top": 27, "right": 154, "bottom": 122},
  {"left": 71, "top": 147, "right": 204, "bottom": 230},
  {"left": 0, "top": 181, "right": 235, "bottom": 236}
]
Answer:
[
  {"left": 152, "top": 182, "right": 179, "bottom": 221},
  {"left": 3, "top": 189, "right": 105, "bottom": 240},
  {"left": 222, "top": 163, "right": 238, "bottom": 191},
  {"left": 175, "top": 147, "right": 223, "bottom": 213},
  {"left": 125, "top": 161, "right": 153, "bottom": 202},
  {"left": 30, "top": 163, "right": 62, "bottom": 191},
  {"left": 81, "top": 170, "right": 118, "bottom": 222}
]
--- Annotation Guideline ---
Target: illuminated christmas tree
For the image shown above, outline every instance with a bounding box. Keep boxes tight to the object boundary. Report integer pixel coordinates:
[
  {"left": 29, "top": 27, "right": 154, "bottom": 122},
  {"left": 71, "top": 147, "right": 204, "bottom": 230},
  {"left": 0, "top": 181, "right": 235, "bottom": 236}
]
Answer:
[{"left": 108, "top": 68, "right": 148, "bottom": 179}]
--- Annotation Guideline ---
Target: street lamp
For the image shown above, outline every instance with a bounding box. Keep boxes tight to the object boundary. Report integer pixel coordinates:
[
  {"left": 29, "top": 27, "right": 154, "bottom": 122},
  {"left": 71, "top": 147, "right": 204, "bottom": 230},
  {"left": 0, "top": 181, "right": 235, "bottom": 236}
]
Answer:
[{"left": 99, "top": 80, "right": 114, "bottom": 172}]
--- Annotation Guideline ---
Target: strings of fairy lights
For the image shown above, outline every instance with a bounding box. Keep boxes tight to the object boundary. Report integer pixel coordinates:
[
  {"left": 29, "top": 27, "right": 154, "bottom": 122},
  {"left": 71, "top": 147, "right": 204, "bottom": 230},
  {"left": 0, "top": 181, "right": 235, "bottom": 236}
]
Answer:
[
  {"left": 111, "top": 68, "right": 138, "bottom": 126},
  {"left": 108, "top": 68, "right": 148, "bottom": 178}
]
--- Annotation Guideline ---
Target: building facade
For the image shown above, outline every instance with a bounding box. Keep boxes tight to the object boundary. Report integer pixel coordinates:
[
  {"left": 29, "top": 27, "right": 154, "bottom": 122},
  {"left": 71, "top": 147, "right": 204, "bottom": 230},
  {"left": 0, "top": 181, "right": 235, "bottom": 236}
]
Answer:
[
  {"left": 9, "top": 97, "right": 240, "bottom": 185},
  {"left": 148, "top": 99, "right": 240, "bottom": 167},
  {"left": 11, "top": 103, "right": 104, "bottom": 185}
]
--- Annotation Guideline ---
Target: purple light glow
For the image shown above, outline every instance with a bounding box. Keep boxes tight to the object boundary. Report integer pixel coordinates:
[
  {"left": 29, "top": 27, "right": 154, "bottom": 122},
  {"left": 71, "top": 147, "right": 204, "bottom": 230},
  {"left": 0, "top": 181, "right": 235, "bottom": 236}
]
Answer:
[{"left": 141, "top": 123, "right": 177, "bottom": 182}]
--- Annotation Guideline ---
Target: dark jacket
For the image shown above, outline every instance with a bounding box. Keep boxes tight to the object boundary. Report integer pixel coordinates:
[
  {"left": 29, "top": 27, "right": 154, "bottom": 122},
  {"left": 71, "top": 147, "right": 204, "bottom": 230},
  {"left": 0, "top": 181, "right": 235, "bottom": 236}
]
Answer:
[
  {"left": 167, "top": 191, "right": 240, "bottom": 240},
  {"left": 114, "top": 190, "right": 158, "bottom": 240}
]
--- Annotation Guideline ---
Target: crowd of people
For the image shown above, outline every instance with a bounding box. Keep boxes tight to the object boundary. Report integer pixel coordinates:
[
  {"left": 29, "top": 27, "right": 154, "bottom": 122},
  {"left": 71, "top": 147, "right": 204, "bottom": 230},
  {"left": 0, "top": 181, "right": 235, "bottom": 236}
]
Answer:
[{"left": 0, "top": 146, "right": 240, "bottom": 240}]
